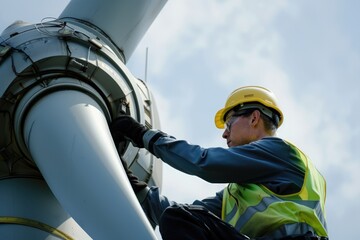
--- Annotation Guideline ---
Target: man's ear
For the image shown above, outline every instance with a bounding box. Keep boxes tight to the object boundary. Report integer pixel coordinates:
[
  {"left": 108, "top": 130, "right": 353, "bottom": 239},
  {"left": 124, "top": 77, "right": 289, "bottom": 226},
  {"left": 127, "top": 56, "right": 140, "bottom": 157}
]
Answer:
[{"left": 250, "top": 110, "right": 261, "bottom": 126}]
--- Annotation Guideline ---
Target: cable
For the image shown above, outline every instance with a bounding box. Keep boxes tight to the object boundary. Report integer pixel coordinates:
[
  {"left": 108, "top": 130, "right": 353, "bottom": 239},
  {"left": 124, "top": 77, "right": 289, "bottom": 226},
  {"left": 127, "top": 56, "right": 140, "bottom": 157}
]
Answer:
[
  {"left": 34, "top": 17, "right": 66, "bottom": 37},
  {"left": 0, "top": 216, "right": 74, "bottom": 240}
]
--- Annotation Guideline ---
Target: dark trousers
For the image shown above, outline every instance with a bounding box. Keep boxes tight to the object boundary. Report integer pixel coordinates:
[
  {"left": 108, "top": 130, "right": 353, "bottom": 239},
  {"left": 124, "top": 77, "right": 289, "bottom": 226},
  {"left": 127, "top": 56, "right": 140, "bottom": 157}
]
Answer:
[
  {"left": 158, "top": 204, "right": 328, "bottom": 240},
  {"left": 158, "top": 204, "right": 250, "bottom": 240}
]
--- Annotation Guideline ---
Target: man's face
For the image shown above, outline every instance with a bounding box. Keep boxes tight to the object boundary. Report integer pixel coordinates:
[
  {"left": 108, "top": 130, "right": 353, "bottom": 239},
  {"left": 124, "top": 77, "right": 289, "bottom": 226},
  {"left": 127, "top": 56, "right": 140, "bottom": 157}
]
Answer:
[{"left": 222, "top": 110, "right": 254, "bottom": 147}]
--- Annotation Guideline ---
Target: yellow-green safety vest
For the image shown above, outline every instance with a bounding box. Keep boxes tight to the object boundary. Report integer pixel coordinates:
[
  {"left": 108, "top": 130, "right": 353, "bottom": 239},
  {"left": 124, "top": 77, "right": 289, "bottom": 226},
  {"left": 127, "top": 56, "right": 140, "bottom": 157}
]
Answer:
[{"left": 221, "top": 141, "right": 327, "bottom": 238}]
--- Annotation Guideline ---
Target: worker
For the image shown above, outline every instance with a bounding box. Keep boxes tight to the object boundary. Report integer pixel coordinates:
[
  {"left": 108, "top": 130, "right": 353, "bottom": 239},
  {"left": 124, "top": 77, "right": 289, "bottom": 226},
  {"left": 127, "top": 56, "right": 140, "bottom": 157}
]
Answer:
[{"left": 110, "top": 86, "right": 328, "bottom": 240}]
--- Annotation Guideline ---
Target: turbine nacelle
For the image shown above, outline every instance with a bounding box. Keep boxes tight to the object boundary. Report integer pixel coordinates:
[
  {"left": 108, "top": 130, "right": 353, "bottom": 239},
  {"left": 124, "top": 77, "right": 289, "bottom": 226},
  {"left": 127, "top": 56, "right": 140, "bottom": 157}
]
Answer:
[{"left": 0, "top": 0, "right": 166, "bottom": 238}]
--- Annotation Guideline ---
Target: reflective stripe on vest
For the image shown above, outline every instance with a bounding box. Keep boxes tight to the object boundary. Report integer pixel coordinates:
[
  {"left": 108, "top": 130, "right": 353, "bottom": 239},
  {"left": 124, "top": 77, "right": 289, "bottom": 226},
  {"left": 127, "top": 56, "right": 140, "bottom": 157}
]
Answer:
[{"left": 221, "top": 141, "right": 327, "bottom": 238}]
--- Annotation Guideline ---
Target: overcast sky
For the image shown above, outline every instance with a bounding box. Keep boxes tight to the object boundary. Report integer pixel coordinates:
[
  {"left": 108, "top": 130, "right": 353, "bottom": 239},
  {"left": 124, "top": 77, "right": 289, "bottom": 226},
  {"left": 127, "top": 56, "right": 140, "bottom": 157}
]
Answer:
[{"left": 1, "top": 1, "right": 359, "bottom": 239}]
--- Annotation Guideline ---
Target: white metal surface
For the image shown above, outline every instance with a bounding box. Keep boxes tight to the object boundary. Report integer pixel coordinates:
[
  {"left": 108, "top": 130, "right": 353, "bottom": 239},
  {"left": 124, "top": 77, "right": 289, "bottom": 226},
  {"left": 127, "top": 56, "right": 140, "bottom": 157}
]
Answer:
[
  {"left": 59, "top": 0, "right": 167, "bottom": 61},
  {"left": 0, "top": 0, "right": 167, "bottom": 238},
  {"left": 23, "top": 90, "right": 157, "bottom": 239},
  {"left": 0, "top": 178, "right": 91, "bottom": 239}
]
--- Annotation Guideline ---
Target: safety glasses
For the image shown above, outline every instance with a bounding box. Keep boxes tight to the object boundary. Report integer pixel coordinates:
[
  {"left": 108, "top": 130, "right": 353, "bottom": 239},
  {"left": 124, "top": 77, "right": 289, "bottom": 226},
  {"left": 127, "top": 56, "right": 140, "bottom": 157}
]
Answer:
[{"left": 224, "top": 110, "right": 252, "bottom": 132}]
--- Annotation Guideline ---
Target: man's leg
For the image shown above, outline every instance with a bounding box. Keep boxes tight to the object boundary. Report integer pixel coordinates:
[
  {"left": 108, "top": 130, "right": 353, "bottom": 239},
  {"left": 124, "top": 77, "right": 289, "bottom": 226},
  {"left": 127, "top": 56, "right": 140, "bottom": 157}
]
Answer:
[{"left": 159, "top": 204, "right": 249, "bottom": 240}]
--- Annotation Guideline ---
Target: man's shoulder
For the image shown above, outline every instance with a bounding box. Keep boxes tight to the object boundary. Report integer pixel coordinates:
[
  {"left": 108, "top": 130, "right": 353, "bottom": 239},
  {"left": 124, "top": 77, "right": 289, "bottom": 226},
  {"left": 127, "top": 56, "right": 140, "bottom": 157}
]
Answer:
[
  {"left": 256, "top": 136, "right": 286, "bottom": 145},
  {"left": 252, "top": 137, "right": 296, "bottom": 152}
]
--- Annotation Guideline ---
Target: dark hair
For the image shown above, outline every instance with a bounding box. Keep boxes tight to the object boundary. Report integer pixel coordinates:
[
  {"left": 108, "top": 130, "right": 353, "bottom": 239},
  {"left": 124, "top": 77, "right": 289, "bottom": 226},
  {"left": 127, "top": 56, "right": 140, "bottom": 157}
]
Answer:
[
  {"left": 241, "top": 109, "right": 278, "bottom": 132},
  {"left": 259, "top": 113, "right": 277, "bottom": 132}
]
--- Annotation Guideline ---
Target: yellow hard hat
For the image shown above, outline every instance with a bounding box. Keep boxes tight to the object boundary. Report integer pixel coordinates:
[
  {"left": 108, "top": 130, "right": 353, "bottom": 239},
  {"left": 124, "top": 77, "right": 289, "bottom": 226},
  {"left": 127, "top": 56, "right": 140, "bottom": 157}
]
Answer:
[{"left": 214, "top": 86, "right": 284, "bottom": 128}]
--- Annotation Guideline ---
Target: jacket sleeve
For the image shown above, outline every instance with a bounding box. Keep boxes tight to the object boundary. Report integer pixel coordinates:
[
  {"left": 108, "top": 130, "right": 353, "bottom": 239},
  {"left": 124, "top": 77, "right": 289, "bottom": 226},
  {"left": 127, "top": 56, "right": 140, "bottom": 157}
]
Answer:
[
  {"left": 138, "top": 186, "right": 224, "bottom": 226},
  {"left": 137, "top": 186, "right": 174, "bottom": 227},
  {"left": 143, "top": 130, "right": 305, "bottom": 193}
]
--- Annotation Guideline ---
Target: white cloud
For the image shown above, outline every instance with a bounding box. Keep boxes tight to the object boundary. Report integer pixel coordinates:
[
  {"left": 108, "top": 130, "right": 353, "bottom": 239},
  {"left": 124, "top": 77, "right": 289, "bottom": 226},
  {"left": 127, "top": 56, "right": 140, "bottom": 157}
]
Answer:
[
  {"left": 135, "top": 0, "right": 290, "bottom": 76},
  {"left": 3, "top": 1, "right": 359, "bottom": 239},
  {"left": 148, "top": 86, "right": 189, "bottom": 139},
  {"left": 134, "top": 2, "right": 360, "bottom": 239}
]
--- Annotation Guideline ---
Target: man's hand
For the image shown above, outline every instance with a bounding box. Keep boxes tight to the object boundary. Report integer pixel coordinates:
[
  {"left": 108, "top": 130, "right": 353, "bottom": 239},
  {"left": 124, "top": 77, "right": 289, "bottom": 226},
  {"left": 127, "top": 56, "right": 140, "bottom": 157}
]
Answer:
[
  {"left": 110, "top": 115, "right": 148, "bottom": 148},
  {"left": 121, "top": 158, "right": 147, "bottom": 194}
]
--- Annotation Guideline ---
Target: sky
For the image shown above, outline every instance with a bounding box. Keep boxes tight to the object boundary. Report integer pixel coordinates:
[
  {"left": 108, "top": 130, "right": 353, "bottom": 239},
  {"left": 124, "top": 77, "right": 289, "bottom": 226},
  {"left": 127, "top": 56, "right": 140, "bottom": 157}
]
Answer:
[{"left": 1, "top": 1, "right": 359, "bottom": 239}]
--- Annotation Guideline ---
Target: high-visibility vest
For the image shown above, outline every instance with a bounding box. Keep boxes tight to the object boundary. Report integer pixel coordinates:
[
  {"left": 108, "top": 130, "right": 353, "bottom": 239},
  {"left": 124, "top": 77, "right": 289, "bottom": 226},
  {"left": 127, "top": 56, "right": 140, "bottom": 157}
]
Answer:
[{"left": 221, "top": 141, "right": 327, "bottom": 238}]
